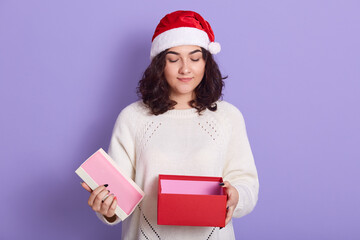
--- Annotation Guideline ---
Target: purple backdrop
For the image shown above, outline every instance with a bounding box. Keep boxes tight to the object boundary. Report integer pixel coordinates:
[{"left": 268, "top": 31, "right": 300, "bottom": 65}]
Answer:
[{"left": 1, "top": 0, "right": 359, "bottom": 239}]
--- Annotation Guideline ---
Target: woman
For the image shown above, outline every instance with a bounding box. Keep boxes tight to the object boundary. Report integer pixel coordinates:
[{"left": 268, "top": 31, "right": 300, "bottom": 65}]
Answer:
[{"left": 81, "top": 10, "right": 259, "bottom": 240}]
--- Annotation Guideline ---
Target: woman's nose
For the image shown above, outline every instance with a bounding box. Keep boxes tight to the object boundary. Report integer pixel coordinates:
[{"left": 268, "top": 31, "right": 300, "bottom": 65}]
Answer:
[{"left": 179, "top": 60, "right": 191, "bottom": 74}]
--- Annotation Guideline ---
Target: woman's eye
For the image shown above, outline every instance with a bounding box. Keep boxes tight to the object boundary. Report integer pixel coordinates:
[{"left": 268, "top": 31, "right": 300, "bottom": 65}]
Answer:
[
  {"left": 168, "top": 59, "right": 178, "bottom": 63},
  {"left": 191, "top": 58, "right": 200, "bottom": 62}
]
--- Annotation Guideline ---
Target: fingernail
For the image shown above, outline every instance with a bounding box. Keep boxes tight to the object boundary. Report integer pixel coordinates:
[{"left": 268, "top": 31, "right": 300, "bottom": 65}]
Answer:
[
  {"left": 114, "top": 196, "right": 117, "bottom": 200},
  {"left": 104, "top": 184, "right": 109, "bottom": 187},
  {"left": 219, "top": 182, "right": 225, "bottom": 186}
]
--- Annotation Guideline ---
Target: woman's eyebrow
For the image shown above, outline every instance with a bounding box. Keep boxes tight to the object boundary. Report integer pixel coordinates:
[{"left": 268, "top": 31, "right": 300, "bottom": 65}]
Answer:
[
  {"left": 189, "top": 49, "right": 202, "bottom": 55},
  {"left": 166, "top": 49, "right": 202, "bottom": 56}
]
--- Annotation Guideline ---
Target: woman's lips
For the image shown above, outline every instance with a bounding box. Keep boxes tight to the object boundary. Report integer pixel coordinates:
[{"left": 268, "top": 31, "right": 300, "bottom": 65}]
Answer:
[{"left": 178, "top": 77, "right": 192, "bottom": 82}]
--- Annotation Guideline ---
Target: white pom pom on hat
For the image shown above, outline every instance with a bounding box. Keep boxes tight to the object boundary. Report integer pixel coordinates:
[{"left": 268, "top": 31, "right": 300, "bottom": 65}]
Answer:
[
  {"left": 150, "top": 10, "right": 221, "bottom": 60},
  {"left": 208, "top": 41, "right": 221, "bottom": 54}
]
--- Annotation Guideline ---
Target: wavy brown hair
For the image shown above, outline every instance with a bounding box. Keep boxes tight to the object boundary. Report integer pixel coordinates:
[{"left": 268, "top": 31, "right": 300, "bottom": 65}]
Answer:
[{"left": 136, "top": 47, "right": 227, "bottom": 115}]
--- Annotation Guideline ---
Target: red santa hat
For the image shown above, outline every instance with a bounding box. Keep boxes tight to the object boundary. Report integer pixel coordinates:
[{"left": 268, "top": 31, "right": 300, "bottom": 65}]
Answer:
[{"left": 150, "top": 10, "right": 221, "bottom": 60}]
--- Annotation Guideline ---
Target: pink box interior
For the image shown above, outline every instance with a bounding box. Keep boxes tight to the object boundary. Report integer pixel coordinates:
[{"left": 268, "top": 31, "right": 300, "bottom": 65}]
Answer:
[
  {"left": 160, "top": 179, "right": 222, "bottom": 195},
  {"left": 81, "top": 151, "right": 142, "bottom": 215}
]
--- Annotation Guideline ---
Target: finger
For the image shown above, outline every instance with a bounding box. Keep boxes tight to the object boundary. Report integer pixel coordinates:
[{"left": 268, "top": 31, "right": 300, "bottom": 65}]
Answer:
[
  {"left": 225, "top": 206, "right": 235, "bottom": 225},
  {"left": 92, "top": 189, "right": 111, "bottom": 212},
  {"left": 88, "top": 185, "right": 108, "bottom": 207},
  {"left": 226, "top": 190, "right": 236, "bottom": 207},
  {"left": 222, "top": 181, "right": 230, "bottom": 188},
  {"left": 220, "top": 181, "right": 231, "bottom": 196},
  {"left": 102, "top": 194, "right": 117, "bottom": 217},
  {"left": 81, "top": 182, "right": 92, "bottom": 193},
  {"left": 106, "top": 196, "right": 118, "bottom": 218},
  {"left": 100, "top": 193, "right": 114, "bottom": 213},
  {"left": 226, "top": 186, "right": 239, "bottom": 209}
]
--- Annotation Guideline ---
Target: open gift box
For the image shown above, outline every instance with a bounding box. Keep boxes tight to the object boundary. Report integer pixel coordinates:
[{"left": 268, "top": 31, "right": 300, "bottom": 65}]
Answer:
[{"left": 157, "top": 174, "right": 227, "bottom": 227}]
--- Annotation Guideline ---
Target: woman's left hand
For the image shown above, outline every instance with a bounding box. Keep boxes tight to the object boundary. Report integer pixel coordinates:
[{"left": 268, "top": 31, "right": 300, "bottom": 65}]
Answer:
[{"left": 222, "top": 181, "right": 239, "bottom": 226}]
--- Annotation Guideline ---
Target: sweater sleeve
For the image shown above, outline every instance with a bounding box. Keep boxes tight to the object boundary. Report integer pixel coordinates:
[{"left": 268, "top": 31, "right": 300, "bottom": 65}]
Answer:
[
  {"left": 222, "top": 105, "right": 259, "bottom": 218},
  {"left": 95, "top": 105, "right": 138, "bottom": 226}
]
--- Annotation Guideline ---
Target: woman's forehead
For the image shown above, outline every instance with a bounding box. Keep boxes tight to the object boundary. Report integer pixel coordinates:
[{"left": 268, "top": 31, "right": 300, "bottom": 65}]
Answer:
[{"left": 167, "top": 45, "right": 202, "bottom": 54}]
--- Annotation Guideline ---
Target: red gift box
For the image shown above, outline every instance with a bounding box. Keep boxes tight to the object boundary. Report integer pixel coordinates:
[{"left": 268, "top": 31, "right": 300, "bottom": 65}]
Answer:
[{"left": 157, "top": 174, "right": 227, "bottom": 227}]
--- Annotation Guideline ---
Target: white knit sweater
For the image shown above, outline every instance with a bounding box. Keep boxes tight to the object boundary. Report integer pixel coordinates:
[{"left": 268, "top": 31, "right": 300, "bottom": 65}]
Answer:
[{"left": 95, "top": 100, "right": 259, "bottom": 240}]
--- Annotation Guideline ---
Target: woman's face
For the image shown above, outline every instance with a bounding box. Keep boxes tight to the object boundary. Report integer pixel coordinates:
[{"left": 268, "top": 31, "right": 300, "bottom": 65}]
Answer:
[{"left": 164, "top": 45, "right": 206, "bottom": 101}]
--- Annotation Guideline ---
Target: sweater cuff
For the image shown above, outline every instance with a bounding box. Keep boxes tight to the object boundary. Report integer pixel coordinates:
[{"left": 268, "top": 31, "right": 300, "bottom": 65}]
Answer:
[
  {"left": 232, "top": 184, "right": 257, "bottom": 218},
  {"left": 95, "top": 212, "right": 122, "bottom": 226}
]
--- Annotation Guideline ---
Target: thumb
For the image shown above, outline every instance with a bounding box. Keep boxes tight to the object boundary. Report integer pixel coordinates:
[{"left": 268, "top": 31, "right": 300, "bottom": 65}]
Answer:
[{"left": 80, "top": 182, "right": 92, "bottom": 193}]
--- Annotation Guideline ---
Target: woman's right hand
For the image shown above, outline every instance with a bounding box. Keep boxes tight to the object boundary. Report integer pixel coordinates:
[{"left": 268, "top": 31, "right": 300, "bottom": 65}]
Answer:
[{"left": 81, "top": 182, "right": 118, "bottom": 219}]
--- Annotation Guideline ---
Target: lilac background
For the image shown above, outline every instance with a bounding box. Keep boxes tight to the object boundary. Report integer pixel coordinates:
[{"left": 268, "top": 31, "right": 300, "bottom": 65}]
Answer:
[{"left": 1, "top": 0, "right": 359, "bottom": 239}]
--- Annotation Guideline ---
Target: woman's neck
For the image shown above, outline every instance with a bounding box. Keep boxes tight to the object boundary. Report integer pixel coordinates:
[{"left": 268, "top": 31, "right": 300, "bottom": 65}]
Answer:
[
  {"left": 173, "top": 102, "right": 192, "bottom": 109},
  {"left": 170, "top": 92, "right": 194, "bottom": 109}
]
